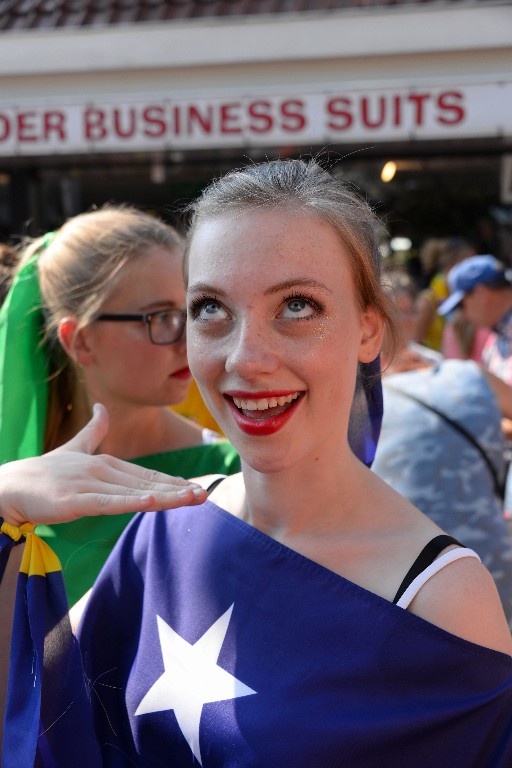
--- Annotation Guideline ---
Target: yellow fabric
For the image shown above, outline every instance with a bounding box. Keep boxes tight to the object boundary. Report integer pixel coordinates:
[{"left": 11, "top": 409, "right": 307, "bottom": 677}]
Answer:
[
  {"left": 1, "top": 520, "right": 35, "bottom": 542},
  {"left": 420, "top": 273, "right": 449, "bottom": 352},
  {"left": 171, "top": 379, "right": 223, "bottom": 433},
  {"left": 1, "top": 520, "right": 62, "bottom": 575},
  {"left": 20, "top": 529, "right": 62, "bottom": 576}
]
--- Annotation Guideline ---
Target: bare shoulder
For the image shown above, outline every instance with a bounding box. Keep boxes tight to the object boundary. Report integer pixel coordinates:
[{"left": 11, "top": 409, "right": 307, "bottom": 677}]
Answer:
[
  {"left": 206, "top": 472, "right": 245, "bottom": 516},
  {"left": 409, "top": 555, "right": 512, "bottom": 655}
]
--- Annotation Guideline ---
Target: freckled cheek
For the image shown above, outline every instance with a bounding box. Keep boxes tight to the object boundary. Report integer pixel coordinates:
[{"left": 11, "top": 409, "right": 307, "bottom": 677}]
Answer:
[
  {"left": 310, "top": 323, "right": 359, "bottom": 383},
  {"left": 186, "top": 330, "right": 225, "bottom": 381}
]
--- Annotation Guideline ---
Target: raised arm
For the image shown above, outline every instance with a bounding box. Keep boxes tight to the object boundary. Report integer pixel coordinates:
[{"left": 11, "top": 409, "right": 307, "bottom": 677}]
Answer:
[{"left": 0, "top": 403, "right": 207, "bottom": 527}]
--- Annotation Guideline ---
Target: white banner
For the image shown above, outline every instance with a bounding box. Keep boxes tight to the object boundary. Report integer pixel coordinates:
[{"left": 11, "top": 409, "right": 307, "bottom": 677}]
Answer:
[{"left": 0, "top": 82, "right": 510, "bottom": 156}]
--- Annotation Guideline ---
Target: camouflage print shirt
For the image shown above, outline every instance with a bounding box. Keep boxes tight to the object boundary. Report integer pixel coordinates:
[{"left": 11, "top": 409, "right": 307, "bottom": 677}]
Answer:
[{"left": 372, "top": 359, "right": 512, "bottom": 627}]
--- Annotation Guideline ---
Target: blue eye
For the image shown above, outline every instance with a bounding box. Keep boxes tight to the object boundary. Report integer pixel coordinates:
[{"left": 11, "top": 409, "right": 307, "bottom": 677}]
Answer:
[
  {"left": 189, "top": 296, "right": 228, "bottom": 322},
  {"left": 281, "top": 296, "right": 317, "bottom": 319},
  {"left": 201, "top": 301, "right": 221, "bottom": 316},
  {"left": 288, "top": 298, "right": 308, "bottom": 313}
]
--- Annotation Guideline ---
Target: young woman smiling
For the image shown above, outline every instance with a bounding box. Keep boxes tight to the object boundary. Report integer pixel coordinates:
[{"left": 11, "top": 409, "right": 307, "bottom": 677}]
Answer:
[{"left": 1, "top": 161, "right": 511, "bottom": 767}]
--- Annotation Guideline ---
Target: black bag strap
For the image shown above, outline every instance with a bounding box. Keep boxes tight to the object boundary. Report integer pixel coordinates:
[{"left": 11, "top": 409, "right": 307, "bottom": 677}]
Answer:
[{"left": 384, "top": 383, "right": 506, "bottom": 500}]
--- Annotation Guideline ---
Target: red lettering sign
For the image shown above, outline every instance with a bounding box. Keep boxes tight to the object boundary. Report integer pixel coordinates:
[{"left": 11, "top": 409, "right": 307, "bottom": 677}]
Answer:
[
  {"left": 437, "top": 91, "right": 465, "bottom": 125},
  {"left": 17, "top": 112, "right": 38, "bottom": 142},
  {"left": 248, "top": 100, "right": 273, "bottom": 133},
  {"left": 281, "top": 100, "right": 306, "bottom": 132},
  {"left": 84, "top": 108, "right": 107, "bottom": 140},
  {"left": 361, "top": 96, "right": 386, "bottom": 129},
  {"left": 143, "top": 106, "right": 167, "bottom": 138},
  {"left": 187, "top": 105, "right": 213, "bottom": 134},
  {"left": 0, "top": 114, "right": 10, "bottom": 142},
  {"left": 407, "top": 93, "right": 431, "bottom": 126},
  {"left": 44, "top": 111, "right": 66, "bottom": 141},
  {"left": 113, "top": 108, "right": 136, "bottom": 139},
  {"left": 326, "top": 98, "right": 353, "bottom": 130},
  {"left": 220, "top": 103, "right": 242, "bottom": 134}
]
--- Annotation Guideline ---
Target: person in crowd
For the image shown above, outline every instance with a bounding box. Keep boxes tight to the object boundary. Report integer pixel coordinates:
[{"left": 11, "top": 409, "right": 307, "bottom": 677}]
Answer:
[
  {"left": 413, "top": 236, "right": 475, "bottom": 352},
  {"left": 441, "top": 305, "right": 491, "bottom": 363},
  {"left": 438, "top": 253, "right": 512, "bottom": 516},
  {"left": 0, "top": 206, "right": 239, "bottom": 605},
  {"left": 439, "top": 254, "right": 512, "bottom": 386},
  {"left": 374, "top": 268, "right": 512, "bottom": 625},
  {"left": 1, "top": 159, "right": 511, "bottom": 767}
]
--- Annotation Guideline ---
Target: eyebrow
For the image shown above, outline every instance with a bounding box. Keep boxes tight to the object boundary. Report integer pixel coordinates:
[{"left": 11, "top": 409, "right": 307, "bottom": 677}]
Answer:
[
  {"left": 139, "top": 300, "right": 181, "bottom": 311},
  {"left": 187, "top": 277, "right": 332, "bottom": 297}
]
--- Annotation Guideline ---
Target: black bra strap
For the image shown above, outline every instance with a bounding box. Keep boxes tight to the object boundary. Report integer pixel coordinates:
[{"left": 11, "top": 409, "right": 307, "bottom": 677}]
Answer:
[
  {"left": 392, "top": 534, "right": 462, "bottom": 604},
  {"left": 206, "top": 475, "right": 226, "bottom": 495}
]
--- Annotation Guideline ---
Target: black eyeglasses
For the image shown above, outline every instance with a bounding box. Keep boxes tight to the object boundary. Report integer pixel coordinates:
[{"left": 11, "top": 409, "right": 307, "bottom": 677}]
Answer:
[{"left": 94, "top": 309, "right": 186, "bottom": 345}]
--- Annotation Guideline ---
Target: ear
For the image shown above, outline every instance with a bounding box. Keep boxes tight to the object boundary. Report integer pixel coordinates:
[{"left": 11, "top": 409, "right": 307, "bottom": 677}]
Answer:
[
  {"left": 57, "top": 317, "right": 95, "bottom": 366},
  {"left": 358, "top": 307, "right": 385, "bottom": 363}
]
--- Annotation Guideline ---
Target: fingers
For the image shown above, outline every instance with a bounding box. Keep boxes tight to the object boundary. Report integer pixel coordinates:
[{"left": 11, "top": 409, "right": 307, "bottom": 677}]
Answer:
[
  {"left": 53, "top": 403, "right": 109, "bottom": 457},
  {"left": 100, "top": 458, "right": 193, "bottom": 489},
  {"left": 42, "top": 457, "right": 209, "bottom": 520},
  {"left": 71, "top": 484, "right": 207, "bottom": 519}
]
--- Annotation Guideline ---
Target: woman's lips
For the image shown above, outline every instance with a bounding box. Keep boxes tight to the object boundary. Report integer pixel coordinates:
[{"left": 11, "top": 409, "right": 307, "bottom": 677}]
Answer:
[
  {"left": 171, "top": 367, "right": 192, "bottom": 380},
  {"left": 224, "top": 391, "right": 303, "bottom": 436}
]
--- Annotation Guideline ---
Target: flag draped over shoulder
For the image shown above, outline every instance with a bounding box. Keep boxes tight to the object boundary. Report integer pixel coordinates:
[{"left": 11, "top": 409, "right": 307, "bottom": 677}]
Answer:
[
  {"left": 78, "top": 502, "right": 512, "bottom": 767},
  {"left": 0, "top": 520, "right": 101, "bottom": 767}
]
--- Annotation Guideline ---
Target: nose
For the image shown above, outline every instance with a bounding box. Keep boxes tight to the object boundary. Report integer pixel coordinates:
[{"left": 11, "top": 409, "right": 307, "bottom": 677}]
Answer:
[{"left": 224, "top": 319, "right": 279, "bottom": 378}]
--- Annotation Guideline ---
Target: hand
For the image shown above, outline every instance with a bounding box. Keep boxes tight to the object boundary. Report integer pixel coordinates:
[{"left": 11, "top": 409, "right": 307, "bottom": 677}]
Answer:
[{"left": 0, "top": 404, "right": 208, "bottom": 527}]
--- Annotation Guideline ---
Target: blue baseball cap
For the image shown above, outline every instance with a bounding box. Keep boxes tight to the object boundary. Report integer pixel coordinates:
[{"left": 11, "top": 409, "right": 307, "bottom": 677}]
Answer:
[{"left": 437, "top": 255, "right": 511, "bottom": 316}]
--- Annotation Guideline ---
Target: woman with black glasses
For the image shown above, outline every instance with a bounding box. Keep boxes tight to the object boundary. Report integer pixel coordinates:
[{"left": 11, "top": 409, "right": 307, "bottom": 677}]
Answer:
[{"left": 0, "top": 205, "right": 239, "bottom": 605}]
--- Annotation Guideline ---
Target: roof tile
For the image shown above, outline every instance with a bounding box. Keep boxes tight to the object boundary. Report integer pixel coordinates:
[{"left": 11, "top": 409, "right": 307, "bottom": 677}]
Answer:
[{"left": 0, "top": 0, "right": 499, "bottom": 33}]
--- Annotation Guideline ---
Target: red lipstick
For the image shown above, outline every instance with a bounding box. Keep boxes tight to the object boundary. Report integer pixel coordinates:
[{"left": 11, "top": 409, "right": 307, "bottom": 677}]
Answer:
[
  {"left": 224, "top": 391, "right": 303, "bottom": 436},
  {"left": 171, "top": 367, "right": 192, "bottom": 380}
]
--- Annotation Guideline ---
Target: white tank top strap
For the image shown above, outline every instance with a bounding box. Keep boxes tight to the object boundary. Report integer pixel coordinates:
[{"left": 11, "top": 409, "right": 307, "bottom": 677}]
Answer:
[{"left": 395, "top": 547, "right": 481, "bottom": 610}]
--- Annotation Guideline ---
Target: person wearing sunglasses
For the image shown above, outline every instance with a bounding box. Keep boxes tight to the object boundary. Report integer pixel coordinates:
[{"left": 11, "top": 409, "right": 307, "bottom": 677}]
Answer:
[{"left": 0, "top": 205, "right": 239, "bottom": 606}]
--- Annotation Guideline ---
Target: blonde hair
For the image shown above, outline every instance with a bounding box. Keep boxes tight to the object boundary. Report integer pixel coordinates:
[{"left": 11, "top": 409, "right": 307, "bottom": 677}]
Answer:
[
  {"left": 185, "top": 158, "right": 399, "bottom": 354},
  {"left": 18, "top": 205, "right": 184, "bottom": 451}
]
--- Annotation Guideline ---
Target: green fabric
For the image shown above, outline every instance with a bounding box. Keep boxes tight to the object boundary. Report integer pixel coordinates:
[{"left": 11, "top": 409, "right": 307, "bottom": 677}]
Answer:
[
  {"left": 36, "top": 441, "right": 240, "bottom": 607},
  {"left": 0, "top": 251, "right": 48, "bottom": 463}
]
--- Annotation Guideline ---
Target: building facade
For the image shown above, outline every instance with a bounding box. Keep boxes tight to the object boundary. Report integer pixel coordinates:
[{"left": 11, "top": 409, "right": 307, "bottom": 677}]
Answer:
[{"left": 0, "top": 0, "right": 511, "bottom": 258}]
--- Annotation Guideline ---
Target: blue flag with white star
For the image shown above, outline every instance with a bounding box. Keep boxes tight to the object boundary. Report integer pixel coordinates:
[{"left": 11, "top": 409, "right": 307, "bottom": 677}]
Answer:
[
  {"left": 78, "top": 501, "right": 512, "bottom": 767},
  {"left": 0, "top": 520, "right": 101, "bottom": 768}
]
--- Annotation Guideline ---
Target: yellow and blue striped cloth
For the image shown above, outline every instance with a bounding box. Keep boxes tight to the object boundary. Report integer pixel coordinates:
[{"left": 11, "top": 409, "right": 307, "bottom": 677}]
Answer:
[{"left": 0, "top": 520, "right": 100, "bottom": 767}]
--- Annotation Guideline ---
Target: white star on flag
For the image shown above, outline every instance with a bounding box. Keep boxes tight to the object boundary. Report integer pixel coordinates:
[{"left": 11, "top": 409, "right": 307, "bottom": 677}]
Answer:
[{"left": 135, "top": 604, "right": 257, "bottom": 765}]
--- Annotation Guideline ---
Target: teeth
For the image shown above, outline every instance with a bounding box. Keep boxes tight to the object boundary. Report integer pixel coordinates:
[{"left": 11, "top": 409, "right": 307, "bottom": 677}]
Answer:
[{"left": 232, "top": 393, "right": 300, "bottom": 411}]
